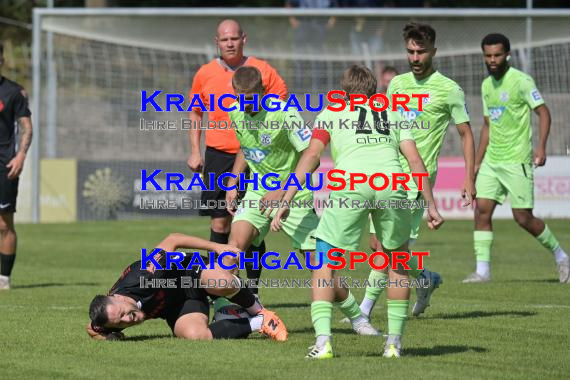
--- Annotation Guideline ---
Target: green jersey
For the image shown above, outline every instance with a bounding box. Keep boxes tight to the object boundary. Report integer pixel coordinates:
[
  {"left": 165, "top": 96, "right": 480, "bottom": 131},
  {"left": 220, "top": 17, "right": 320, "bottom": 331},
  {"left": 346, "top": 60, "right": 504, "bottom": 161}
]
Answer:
[
  {"left": 315, "top": 102, "right": 413, "bottom": 175},
  {"left": 229, "top": 99, "right": 312, "bottom": 199},
  {"left": 482, "top": 67, "right": 545, "bottom": 164},
  {"left": 387, "top": 71, "right": 470, "bottom": 177}
]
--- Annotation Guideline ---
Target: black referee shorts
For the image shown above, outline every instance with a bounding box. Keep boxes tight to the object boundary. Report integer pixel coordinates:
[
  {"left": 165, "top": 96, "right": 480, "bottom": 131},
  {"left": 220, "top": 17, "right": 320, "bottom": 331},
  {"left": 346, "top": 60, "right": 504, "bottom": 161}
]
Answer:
[
  {"left": 199, "top": 147, "right": 247, "bottom": 218},
  {"left": 0, "top": 168, "right": 18, "bottom": 214}
]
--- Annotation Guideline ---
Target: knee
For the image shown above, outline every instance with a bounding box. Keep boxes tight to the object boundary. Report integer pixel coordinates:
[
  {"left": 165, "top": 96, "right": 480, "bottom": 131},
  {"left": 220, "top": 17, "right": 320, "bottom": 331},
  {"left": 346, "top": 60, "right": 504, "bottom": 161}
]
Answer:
[
  {"left": 211, "top": 217, "right": 231, "bottom": 233},
  {"left": 0, "top": 218, "right": 14, "bottom": 235},
  {"left": 177, "top": 327, "right": 211, "bottom": 340}
]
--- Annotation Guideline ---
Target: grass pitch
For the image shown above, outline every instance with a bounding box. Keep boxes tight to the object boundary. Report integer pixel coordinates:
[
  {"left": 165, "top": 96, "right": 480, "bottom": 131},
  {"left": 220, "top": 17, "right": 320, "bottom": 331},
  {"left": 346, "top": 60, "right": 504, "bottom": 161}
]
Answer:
[{"left": 1, "top": 219, "right": 569, "bottom": 379}]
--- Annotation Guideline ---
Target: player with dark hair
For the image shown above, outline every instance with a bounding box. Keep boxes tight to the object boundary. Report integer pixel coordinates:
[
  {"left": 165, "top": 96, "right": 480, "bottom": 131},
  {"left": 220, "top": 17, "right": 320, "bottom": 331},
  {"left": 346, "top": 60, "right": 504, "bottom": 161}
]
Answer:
[
  {"left": 86, "top": 233, "right": 287, "bottom": 341},
  {"left": 355, "top": 22, "right": 475, "bottom": 319},
  {"left": 225, "top": 66, "right": 379, "bottom": 338},
  {"left": 464, "top": 33, "right": 569, "bottom": 283},
  {"left": 187, "top": 19, "right": 288, "bottom": 297},
  {"left": 0, "top": 42, "right": 33, "bottom": 290},
  {"left": 271, "top": 64, "right": 444, "bottom": 359}
]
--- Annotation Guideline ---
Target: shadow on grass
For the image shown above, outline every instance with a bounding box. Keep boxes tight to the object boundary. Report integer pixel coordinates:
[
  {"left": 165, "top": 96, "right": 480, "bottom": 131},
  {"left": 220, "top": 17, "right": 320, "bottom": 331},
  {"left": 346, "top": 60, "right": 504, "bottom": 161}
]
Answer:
[
  {"left": 429, "top": 310, "right": 536, "bottom": 320},
  {"left": 404, "top": 345, "right": 487, "bottom": 357},
  {"left": 13, "top": 282, "right": 101, "bottom": 289},
  {"left": 288, "top": 327, "right": 355, "bottom": 335},
  {"left": 265, "top": 302, "right": 311, "bottom": 309},
  {"left": 123, "top": 334, "right": 173, "bottom": 342},
  {"left": 505, "top": 278, "right": 559, "bottom": 283}
]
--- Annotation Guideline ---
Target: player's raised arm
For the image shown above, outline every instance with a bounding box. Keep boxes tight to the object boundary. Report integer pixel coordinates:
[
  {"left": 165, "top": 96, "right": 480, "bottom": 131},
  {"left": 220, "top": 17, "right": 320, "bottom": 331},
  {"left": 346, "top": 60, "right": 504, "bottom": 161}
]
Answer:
[
  {"left": 156, "top": 233, "right": 240, "bottom": 256},
  {"left": 399, "top": 139, "right": 444, "bottom": 230},
  {"left": 533, "top": 104, "right": 551, "bottom": 167}
]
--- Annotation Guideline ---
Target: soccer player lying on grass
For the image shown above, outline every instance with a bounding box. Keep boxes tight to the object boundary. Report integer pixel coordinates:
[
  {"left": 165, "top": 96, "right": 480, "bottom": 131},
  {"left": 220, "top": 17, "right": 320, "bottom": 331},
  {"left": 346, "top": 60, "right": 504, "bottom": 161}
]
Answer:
[
  {"left": 224, "top": 66, "right": 379, "bottom": 337},
  {"left": 86, "top": 233, "right": 287, "bottom": 341},
  {"left": 270, "top": 65, "right": 444, "bottom": 359}
]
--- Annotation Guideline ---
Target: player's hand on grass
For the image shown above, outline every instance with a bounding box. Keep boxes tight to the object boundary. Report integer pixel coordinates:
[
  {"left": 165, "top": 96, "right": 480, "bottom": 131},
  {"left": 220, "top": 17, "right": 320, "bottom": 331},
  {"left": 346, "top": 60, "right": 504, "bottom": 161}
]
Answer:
[
  {"left": 534, "top": 148, "right": 546, "bottom": 168},
  {"left": 187, "top": 152, "right": 204, "bottom": 173},
  {"left": 6, "top": 152, "right": 25, "bottom": 179},
  {"left": 270, "top": 207, "right": 290, "bottom": 232},
  {"left": 259, "top": 190, "right": 285, "bottom": 218},
  {"left": 427, "top": 206, "right": 444, "bottom": 230},
  {"left": 86, "top": 323, "right": 125, "bottom": 341},
  {"left": 461, "top": 179, "right": 476, "bottom": 207},
  {"left": 226, "top": 189, "right": 239, "bottom": 216}
]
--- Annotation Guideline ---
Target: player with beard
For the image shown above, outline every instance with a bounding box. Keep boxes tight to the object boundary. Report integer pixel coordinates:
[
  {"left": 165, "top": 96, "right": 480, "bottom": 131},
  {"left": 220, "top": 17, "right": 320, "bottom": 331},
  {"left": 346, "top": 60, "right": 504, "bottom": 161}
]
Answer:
[
  {"left": 86, "top": 233, "right": 287, "bottom": 341},
  {"left": 357, "top": 23, "right": 476, "bottom": 320},
  {"left": 464, "top": 33, "right": 569, "bottom": 283}
]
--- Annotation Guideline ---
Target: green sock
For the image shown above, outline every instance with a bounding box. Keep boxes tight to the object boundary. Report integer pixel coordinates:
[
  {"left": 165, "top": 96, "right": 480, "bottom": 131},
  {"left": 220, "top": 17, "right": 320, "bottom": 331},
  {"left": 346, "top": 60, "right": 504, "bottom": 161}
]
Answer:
[
  {"left": 364, "top": 270, "right": 388, "bottom": 302},
  {"left": 474, "top": 231, "right": 493, "bottom": 262},
  {"left": 338, "top": 291, "right": 362, "bottom": 320},
  {"left": 311, "top": 301, "right": 333, "bottom": 337},
  {"left": 387, "top": 299, "right": 409, "bottom": 336},
  {"left": 536, "top": 225, "right": 560, "bottom": 252}
]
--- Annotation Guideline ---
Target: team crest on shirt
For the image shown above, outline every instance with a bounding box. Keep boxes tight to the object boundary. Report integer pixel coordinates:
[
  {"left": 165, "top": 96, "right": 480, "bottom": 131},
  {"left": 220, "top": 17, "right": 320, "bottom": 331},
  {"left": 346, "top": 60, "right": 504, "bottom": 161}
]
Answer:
[
  {"left": 422, "top": 93, "right": 431, "bottom": 104},
  {"left": 260, "top": 133, "right": 272, "bottom": 146},
  {"left": 500, "top": 91, "right": 509, "bottom": 102}
]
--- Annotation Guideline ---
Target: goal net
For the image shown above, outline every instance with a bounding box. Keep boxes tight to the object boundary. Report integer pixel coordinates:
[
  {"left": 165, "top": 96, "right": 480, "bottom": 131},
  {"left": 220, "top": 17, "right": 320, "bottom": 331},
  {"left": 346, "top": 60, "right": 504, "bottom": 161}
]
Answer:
[{"left": 30, "top": 9, "right": 570, "bottom": 221}]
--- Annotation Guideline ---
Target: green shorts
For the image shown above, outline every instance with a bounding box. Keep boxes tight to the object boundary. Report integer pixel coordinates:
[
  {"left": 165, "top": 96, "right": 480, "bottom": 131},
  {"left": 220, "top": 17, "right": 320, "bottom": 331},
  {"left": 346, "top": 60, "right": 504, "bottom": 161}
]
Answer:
[
  {"left": 369, "top": 171, "right": 433, "bottom": 241},
  {"left": 232, "top": 191, "right": 318, "bottom": 250},
  {"left": 316, "top": 186, "right": 411, "bottom": 251},
  {"left": 476, "top": 161, "right": 534, "bottom": 208}
]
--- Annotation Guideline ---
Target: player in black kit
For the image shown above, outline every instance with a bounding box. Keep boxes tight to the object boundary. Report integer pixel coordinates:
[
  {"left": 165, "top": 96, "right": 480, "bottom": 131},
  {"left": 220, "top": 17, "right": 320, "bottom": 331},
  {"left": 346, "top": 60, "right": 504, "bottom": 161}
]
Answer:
[
  {"left": 0, "top": 43, "right": 33, "bottom": 290},
  {"left": 86, "top": 233, "right": 288, "bottom": 341}
]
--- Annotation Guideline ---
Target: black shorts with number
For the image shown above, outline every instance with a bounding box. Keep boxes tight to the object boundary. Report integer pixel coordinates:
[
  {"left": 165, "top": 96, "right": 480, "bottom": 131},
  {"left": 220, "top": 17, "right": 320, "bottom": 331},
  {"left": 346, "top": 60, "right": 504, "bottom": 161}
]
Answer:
[
  {"left": 200, "top": 147, "right": 247, "bottom": 218},
  {"left": 0, "top": 168, "right": 18, "bottom": 214}
]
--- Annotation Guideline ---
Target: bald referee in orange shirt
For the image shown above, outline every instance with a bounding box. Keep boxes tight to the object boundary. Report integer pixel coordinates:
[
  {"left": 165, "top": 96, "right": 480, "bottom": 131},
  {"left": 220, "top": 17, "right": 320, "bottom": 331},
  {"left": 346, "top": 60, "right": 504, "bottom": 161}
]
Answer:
[{"left": 187, "top": 19, "right": 288, "bottom": 297}]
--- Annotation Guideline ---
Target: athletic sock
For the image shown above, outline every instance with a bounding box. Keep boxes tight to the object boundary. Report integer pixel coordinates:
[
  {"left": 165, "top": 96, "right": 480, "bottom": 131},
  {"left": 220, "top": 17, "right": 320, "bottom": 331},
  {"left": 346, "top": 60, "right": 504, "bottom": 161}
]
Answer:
[
  {"left": 474, "top": 231, "right": 493, "bottom": 276},
  {"left": 386, "top": 299, "right": 409, "bottom": 336},
  {"left": 361, "top": 270, "right": 388, "bottom": 318},
  {"left": 311, "top": 301, "right": 333, "bottom": 346},
  {"left": 554, "top": 246, "right": 568, "bottom": 264},
  {"left": 209, "top": 318, "right": 252, "bottom": 339},
  {"left": 228, "top": 287, "right": 262, "bottom": 315},
  {"left": 338, "top": 291, "right": 364, "bottom": 323},
  {"left": 536, "top": 225, "right": 568, "bottom": 263},
  {"left": 210, "top": 230, "right": 229, "bottom": 244},
  {"left": 248, "top": 314, "right": 264, "bottom": 331},
  {"left": 0, "top": 252, "right": 16, "bottom": 277},
  {"left": 245, "top": 241, "right": 265, "bottom": 294}
]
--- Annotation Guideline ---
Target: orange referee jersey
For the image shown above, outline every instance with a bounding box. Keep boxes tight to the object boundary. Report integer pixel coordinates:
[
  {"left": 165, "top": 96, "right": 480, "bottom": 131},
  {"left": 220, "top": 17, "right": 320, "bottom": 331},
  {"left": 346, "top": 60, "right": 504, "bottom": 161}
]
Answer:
[{"left": 189, "top": 56, "right": 288, "bottom": 154}]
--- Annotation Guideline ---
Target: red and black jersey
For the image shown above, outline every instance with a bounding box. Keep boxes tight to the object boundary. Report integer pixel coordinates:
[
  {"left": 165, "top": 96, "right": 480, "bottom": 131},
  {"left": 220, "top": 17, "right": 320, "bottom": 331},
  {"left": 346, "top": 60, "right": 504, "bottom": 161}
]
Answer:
[
  {"left": 0, "top": 76, "right": 31, "bottom": 167},
  {"left": 108, "top": 259, "right": 187, "bottom": 321}
]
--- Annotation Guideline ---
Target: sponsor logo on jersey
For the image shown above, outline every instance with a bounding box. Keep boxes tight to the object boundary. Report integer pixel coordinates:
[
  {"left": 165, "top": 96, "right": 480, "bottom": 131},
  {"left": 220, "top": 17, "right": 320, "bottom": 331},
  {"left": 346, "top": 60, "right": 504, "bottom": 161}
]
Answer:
[
  {"left": 242, "top": 148, "right": 268, "bottom": 163},
  {"left": 398, "top": 106, "right": 422, "bottom": 121},
  {"left": 488, "top": 106, "right": 506, "bottom": 122},
  {"left": 531, "top": 89, "right": 542, "bottom": 102},
  {"left": 500, "top": 91, "right": 509, "bottom": 102},
  {"left": 260, "top": 133, "right": 272, "bottom": 146},
  {"left": 296, "top": 128, "right": 312, "bottom": 141}
]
